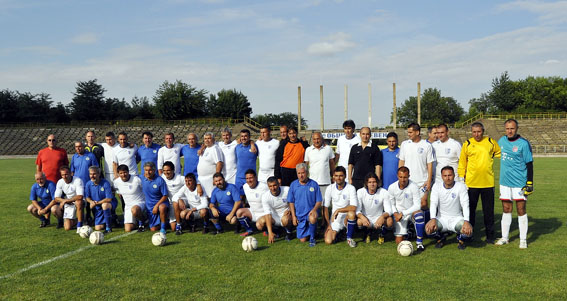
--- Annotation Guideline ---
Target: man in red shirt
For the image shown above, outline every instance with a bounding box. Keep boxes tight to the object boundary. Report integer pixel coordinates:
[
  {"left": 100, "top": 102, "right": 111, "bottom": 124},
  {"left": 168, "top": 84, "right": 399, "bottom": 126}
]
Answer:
[{"left": 36, "top": 134, "right": 69, "bottom": 183}]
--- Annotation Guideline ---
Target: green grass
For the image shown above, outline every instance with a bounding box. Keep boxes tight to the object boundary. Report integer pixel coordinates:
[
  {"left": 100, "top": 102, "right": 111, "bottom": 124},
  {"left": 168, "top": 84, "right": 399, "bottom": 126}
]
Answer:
[{"left": 1, "top": 158, "right": 566, "bottom": 300}]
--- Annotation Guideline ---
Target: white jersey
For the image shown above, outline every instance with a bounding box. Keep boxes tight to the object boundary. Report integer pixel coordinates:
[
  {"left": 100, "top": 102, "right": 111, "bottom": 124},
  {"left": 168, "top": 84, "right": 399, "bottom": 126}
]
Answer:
[
  {"left": 336, "top": 134, "right": 361, "bottom": 168},
  {"left": 387, "top": 180, "right": 421, "bottom": 216},
  {"left": 113, "top": 145, "right": 139, "bottom": 175},
  {"left": 304, "top": 144, "right": 335, "bottom": 186},
  {"left": 101, "top": 142, "right": 119, "bottom": 175},
  {"left": 157, "top": 144, "right": 184, "bottom": 175},
  {"left": 261, "top": 186, "right": 290, "bottom": 218},
  {"left": 243, "top": 181, "right": 269, "bottom": 218},
  {"left": 113, "top": 176, "right": 145, "bottom": 207},
  {"left": 218, "top": 140, "right": 237, "bottom": 184},
  {"left": 172, "top": 184, "right": 208, "bottom": 210},
  {"left": 324, "top": 183, "right": 358, "bottom": 215},
  {"left": 256, "top": 139, "right": 279, "bottom": 182},
  {"left": 430, "top": 181, "right": 470, "bottom": 221},
  {"left": 399, "top": 139, "right": 435, "bottom": 186},
  {"left": 197, "top": 145, "right": 224, "bottom": 198},
  {"left": 356, "top": 187, "right": 390, "bottom": 218},
  {"left": 161, "top": 173, "right": 185, "bottom": 200},
  {"left": 432, "top": 138, "right": 462, "bottom": 182},
  {"left": 55, "top": 177, "right": 84, "bottom": 199}
]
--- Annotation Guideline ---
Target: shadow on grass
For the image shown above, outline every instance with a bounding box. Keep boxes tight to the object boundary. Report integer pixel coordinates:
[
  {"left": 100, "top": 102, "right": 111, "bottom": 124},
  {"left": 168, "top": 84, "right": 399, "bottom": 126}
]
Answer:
[
  {"left": 472, "top": 216, "right": 563, "bottom": 246},
  {"left": 165, "top": 241, "right": 180, "bottom": 246}
]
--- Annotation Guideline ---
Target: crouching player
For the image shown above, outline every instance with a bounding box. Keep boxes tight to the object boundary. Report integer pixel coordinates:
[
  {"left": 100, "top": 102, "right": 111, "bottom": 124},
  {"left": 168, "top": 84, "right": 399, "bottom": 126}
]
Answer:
[
  {"left": 172, "top": 173, "right": 210, "bottom": 235},
  {"left": 113, "top": 164, "right": 146, "bottom": 232},
  {"left": 28, "top": 172, "right": 56, "bottom": 227},
  {"left": 236, "top": 169, "right": 269, "bottom": 237},
  {"left": 53, "top": 166, "right": 84, "bottom": 231},
  {"left": 161, "top": 161, "right": 186, "bottom": 233},
  {"left": 356, "top": 172, "right": 393, "bottom": 244},
  {"left": 209, "top": 172, "right": 242, "bottom": 235},
  {"left": 85, "top": 166, "right": 116, "bottom": 233},
  {"left": 388, "top": 166, "right": 427, "bottom": 253},
  {"left": 288, "top": 163, "right": 322, "bottom": 247},
  {"left": 426, "top": 166, "right": 472, "bottom": 250},
  {"left": 141, "top": 162, "right": 169, "bottom": 233},
  {"left": 323, "top": 166, "right": 358, "bottom": 247},
  {"left": 260, "top": 177, "right": 293, "bottom": 243}
]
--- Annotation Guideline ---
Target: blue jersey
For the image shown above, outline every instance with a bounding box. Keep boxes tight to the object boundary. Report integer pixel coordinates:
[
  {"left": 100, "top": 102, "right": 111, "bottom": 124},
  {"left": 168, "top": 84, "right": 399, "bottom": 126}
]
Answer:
[
  {"left": 210, "top": 183, "right": 241, "bottom": 215},
  {"left": 70, "top": 152, "right": 99, "bottom": 184},
  {"left": 181, "top": 144, "right": 200, "bottom": 177},
  {"left": 30, "top": 180, "right": 56, "bottom": 207},
  {"left": 141, "top": 175, "right": 168, "bottom": 208},
  {"left": 137, "top": 143, "right": 161, "bottom": 173},
  {"left": 498, "top": 136, "right": 533, "bottom": 187},
  {"left": 381, "top": 147, "right": 400, "bottom": 189},
  {"left": 235, "top": 144, "right": 258, "bottom": 181},
  {"left": 85, "top": 178, "right": 114, "bottom": 202},
  {"left": 288, "top": 179, "right": 322, "bottom": 219}
]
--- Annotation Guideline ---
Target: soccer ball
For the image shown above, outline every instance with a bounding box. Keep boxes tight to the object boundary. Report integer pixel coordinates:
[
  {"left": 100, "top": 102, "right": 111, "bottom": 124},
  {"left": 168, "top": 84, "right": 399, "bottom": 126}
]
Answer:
[
  {"left": 397, "top": 240, "right": 413, "bottom": 256},
  {"left": 242, "top": 236, "right": 258, "bottom": 252},
  {"left": 152, "top": 232, "right": 167, "bottom": 246},
  {"left": 78, "top": 226, "right": 93, "bottom": 238},
  {"left": 89, "top": 231, "right": 105, "bottom": 245}
]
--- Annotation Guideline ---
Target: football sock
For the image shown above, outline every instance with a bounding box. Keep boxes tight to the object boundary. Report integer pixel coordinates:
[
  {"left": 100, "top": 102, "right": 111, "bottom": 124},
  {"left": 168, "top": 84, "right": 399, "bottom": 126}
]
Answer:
[
  {"left": 381, "top": 225, "right": 387, "bottom": 236},
  {"left": 213, "top": 222, "right": 222, "bottom": 230},
  {"left": 346, "top": 219, "right": 356, "bottom": 239},
  {"left": 203, "top": 220, "right": 208, "bottom": 227},
  {"left": 308, "top": 222, "right": 317, "bottom": 240},
  {"left": 238, "top": 216, "right": 253, "bottom": 233},
  {"left": 103, "top": 209, "right": 112, "bottom": 230},
  {"left": 77, "top": 221, "right": 83, "bottom": 228},
  {"left": 501, "top": 212, "right": 512, "bottom": 239},
  {"left": 457, "top": 232, "right": 470, "bottom": 241},
  {"left": 138, "top": 220, "right": 144, "bottom": 227},
  {"left": 160, "top": 222, "right": 167, "bottom": 231},
  {"left": 284, "top": 226, "right": 292, "bottom": 234},
  {"left": 39, "top": 216, "right": 46, "bottom": 222},
  {"left": 518, "top": 214, "right": 528, "bottom": 240},
  {"left": 414, "top": 212, "right": 425, "bottom": 243}
]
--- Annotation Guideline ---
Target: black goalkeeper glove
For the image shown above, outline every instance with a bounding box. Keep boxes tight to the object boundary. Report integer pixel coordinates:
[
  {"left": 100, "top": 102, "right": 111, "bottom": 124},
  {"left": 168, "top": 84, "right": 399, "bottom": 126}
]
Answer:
[{"left": 522, "top": 181, "right": 534, "bottom": 196}]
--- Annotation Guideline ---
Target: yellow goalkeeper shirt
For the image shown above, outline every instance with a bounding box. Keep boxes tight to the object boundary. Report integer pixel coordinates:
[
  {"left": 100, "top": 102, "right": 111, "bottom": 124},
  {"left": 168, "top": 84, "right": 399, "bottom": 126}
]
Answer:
[{"left": 458, "top": 136, "right": 501, "bottom": 188}]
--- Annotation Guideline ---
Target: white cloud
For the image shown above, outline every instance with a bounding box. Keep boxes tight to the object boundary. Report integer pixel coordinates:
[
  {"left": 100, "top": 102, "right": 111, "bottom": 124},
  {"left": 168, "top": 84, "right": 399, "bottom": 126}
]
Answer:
[
  {"left": 544, "top": 59, "right": 560, "bottom": 65},
  {"left": 307, "top": 32, "right": 356, "bottom": 56},
  {"left": 497, "top": 0, "right": 567, "bottom": 24},
  {"left": 71, "top": 33, "right": 99, "bottom": 45}
]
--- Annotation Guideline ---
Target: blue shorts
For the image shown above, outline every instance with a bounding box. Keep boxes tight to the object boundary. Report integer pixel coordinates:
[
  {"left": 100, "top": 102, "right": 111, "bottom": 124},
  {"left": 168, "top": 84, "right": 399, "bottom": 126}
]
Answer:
[
  {"left": 38, "top": 200, "right": 50, "bottom": 208},
  {"left": 146, "top": 202, "right": 169, "bottom": 228},
  {"left": 296, "top": 211, "right": 319, "bottom": 239},
  {"left": 92, "top": 201, "right": 116, "bottom": 226}
]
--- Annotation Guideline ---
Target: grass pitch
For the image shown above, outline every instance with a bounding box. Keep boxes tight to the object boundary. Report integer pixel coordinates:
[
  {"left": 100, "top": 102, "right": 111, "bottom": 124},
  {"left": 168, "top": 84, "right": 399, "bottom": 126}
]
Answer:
[{"left": 1, "top": 158, "right": 566, "bottom": 300}]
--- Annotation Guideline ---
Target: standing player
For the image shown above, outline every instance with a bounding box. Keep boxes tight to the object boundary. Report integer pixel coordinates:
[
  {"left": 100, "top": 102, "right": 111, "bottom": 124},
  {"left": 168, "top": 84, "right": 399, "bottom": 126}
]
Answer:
[
  {"left": 36, "top": 134, "right": 69, "bottom": 183},
  {"left": 136, "top": 131, "right": 161, "bottom": 174},
  {"left": 27, "top": 172, "right": 56, "bottom": 227},
  {"left": 427, "top": 126, "right": 438, "bottom": 144},
  {"left": 101, "top": 132, "right": 119, "bottom": 179},
  {"left": 218, "top": 129, "right": 237, "bottom": 184},
  {"left": 274, "top": 126, "right": 309, "bottom": 186},
  {"left": 381, "top": 132, "right": 400, "bottom": 189},
  {"left": 85, "top": 130, "right": 104, "bottom": 167},
  {"left": 157, "top": 132, "right": 184, "bottom": 176},
  {"left": 208, "top": 172, "right": 242, "bottom": 234},
  {"left": 304, "top": 131, "right": 335, "bottom": 197},
  {"left": 114, "top": 164, "right": 146, "bottom": 232},
  {"left": 161, "top": 161, "right": 186, "bottom": 232},
  {"left": 235, "top": 129, "right": 258, "bottom": 191},
  {"left": 260, "top": 176, "right": 293, "bottom": 243},
  {"left": 198, "top": 132, "right": 224, "bottom": 198},
  {"left": 323, "top": 167, "right": 358, "bottom": 247},
  {"left": 279, "top": 124, "right": 289, "bottom": 142},
  {"left": 54, "top": 166, "right": 85, "bottom": 231},
  {"left": 256, "top": 125, "right": 280, "bottom": 183},
  {"left": 172, "top": 173, "right": 210, "bottom": 234},
  {"left": 432, "top": 124, "right": 462, "bottom": 183},
  {"left": 288, "top": 163, "right": 322, "bottom": 247},
  {"left": 141, "top": 162, "right": 169, "bottom": 234},
  {"left": 335, "top": 120, "right": 361, "bottom": 184},
  {"left": 458, "top": 122, "right": 501, "bottom": 244},
  {"left": 181, "top": 133, "right": 200, "bottom": 178},
  {"left": 426, "top": 166, "right": 472, "bottom": 250},
  {"left": 70, "top": 141, "right": 98, "bottom": 188},
  {"left": 113, "top": 132, "right": 139, "bottom": 179},
  {"left": 496, "top": 119, "right": 534, "bottom": 249},
  {"left": 388, "top": 167, "right": 426, "bottom": 252},
  {"left": 357, "top": 173, "right": 392, "bottom": 244},
  {"left": 348, "top": 127, "right": 382, "bottom": 190},
  {"left": 236, "top": 169, "right": 269, "bottom": 236},
  {"left": 84, "top": 166, "right": 116, "bottom": 233}
]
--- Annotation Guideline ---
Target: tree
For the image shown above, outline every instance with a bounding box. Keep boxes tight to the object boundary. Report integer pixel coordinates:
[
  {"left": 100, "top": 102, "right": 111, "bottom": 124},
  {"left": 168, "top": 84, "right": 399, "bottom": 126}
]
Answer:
[
  {"left": 394, "top": 88, "right": 464, "bottom": 125},
  {"left": 207, "top": 89, "right": 252, "bottom": 119},
  {"left": 253, "top": 112, "right": 308, "bottom": 129},
  {"left": 131, "top": 96, "right": 155, "bottom": 119},
  {"left": 0, "top": 89, "right": 21, "bottom": 123},
  {"left": 67, "top": 79, "right": 107, "bottom": 120},
  {"left": 153, "top": 80, "right": 207, "bottom": 120},
  {"left": 489, "top": 71, "right": 520, "bottom": 112}
]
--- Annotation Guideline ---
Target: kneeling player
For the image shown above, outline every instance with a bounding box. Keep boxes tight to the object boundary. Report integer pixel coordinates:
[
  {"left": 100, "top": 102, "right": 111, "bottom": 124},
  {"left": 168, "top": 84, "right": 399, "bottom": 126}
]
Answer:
[
  {"left": 356, "top": 172, "right": 393, "bottom": 244},
  {"left": 209, "top": 172, "right": 242, "bottom": 234},
  {"left": 54, "top": 166, "right": 85, "bottom": 231},
  {"left": 141, "top": 162, "right": 169, "bottom": 234},
  {"left": 288, "top": 163, "right": 322, "bottom": 247},
  {"left": 28, "top": 172, "right": 56, "bottom": 228},
  {"left": 425, "top": 166, "right": 472, "bottom": 250},
  {"left": 236, "top": 169, "right": 269, "bottom": 237},
  {"left": 259, "top": 176, "right": 293, "bottom": 243},
  {"left": 114, "top": 164, "right": 146, "bottom": 232},
  {"left": 388, "top": 167, "right": 426, "bottom": 253},
  {"left": 85, "top": 166, "right": 116, "bottom": 233},
  {"left": 172, "top": 173, "right": 210, "bottom": 234},
  {"left": 323, "top": 167, "right": 358, "bottom": 247}
]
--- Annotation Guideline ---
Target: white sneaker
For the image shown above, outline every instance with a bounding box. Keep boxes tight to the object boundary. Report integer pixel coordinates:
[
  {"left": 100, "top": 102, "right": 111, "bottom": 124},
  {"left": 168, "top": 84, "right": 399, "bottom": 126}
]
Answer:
[
  {"left": 519, "top": 240, "right": 528, "bottom": 249},
  {"left": 495, "top": 238, "right": 509, "bottom": 245},
  {"left": 347, "top": 238, "right": 357, "bottom": 248}
]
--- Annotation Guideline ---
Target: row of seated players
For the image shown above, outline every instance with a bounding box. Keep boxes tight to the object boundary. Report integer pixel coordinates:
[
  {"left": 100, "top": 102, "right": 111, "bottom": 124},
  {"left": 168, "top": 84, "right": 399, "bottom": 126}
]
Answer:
[{"left": 28, "top": 161, "right": 472, "bottom": 250}]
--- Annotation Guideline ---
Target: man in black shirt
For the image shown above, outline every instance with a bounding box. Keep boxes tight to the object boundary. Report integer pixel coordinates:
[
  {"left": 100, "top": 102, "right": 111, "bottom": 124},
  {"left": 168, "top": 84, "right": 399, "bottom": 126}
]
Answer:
[{"left": 348, "top": 127, "right": 383, "bottom": 190}]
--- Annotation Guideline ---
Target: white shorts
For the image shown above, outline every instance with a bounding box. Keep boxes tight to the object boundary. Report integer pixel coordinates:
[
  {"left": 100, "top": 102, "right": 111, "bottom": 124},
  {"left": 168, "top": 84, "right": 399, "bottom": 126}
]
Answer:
[
  {"left": 394, "top": 214, "right": 412, "bottom": 236},
  {"left": 331, "top": 212, "right": 348, "bottom": 232},
  {"left": 250, "top": 210, "right": 264, "bottom": 222},
  {"left": 183, "top": 209, "right": 202, "bottom": 220},
  {"left": 63, "top": 203, "right": 77, "bottom": 220},
  {"left": 168, "top": 199, "right": 176, "bottom": 223},
  {"left": 124, "top": 202, "right": 146, "bottom": 224},
  {"left": 499, "top": 185, "right": 527, "bottom": 201},
  {"left": 437, "top": 216, "right": 464, "bottom": 233},
  {"left": 367, "top": 215, "right": 382, "bottom": 228}
]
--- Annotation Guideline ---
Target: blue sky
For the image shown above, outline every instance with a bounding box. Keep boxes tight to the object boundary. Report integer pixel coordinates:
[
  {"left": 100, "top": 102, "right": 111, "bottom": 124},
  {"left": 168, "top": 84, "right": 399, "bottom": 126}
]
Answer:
[{"left": 1, "top": 0, "right": 566, "bottom": 128}]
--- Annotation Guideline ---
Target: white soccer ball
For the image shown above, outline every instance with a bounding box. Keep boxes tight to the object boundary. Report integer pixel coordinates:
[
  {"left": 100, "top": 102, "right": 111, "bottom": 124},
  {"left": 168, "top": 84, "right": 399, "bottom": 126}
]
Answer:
[
  {"left": 397, "top": 240, "right": 413, "bottom": 256},
  {"left": 78, "top": 226, "right": 93, "bottom": 238},
  {"left": 242, "top": 236, "right": 258, "bottom": 252},
  {"left": 152, "top": 232, "right": 167, "bottom": 246},
  {"left": 89, "top": 231, "right": 105, "bottom": 245}
]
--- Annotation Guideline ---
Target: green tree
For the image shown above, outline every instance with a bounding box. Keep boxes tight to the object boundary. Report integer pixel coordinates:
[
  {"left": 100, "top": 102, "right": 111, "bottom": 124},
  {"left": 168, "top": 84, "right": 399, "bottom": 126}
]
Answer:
[
  {"left": 394, "top": 88, "right": 464, "bottom": 125},
  {"left": 131, "top": 96, "right": 155, "bottom": 119},
  {"left": 0, "top": 90, "right": 21, "bottom": 123},
  {"left": 67, "top": 79, "right": 107, "bottom": 120},
  {"left": 489, "top": 71, "right": 520, "bottom": 112},
  {"left": 153, "top": 80, "right": 207, "bottom": 120},
  {"left": 207, "top": 89, "right": 252, "bottom": 119},
  {"left": 253, "top": 112, "right": 308, "bottom": 130}
]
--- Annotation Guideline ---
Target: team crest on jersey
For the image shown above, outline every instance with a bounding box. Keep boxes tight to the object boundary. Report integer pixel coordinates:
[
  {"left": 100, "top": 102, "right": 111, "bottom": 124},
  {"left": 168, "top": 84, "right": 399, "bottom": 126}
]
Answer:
[
  {"left": 451, "top": 193, "right": 456, "bottom": 199},
  {"left": 227, "top": 191, "right": 231, "bottom": 196},
  {"left": 127, "top": 151, "right": 131, "bottom": 155},
  {"left": 268, "top": 145, "right": 272, "bottom": 149},
  {"left": 100, "top": 187, "right": 104, "bottom": 191},
  {"left": 153, "top": 184, "right": 157, "bottom": 189},
  {"left": 513, "top": 146, "right": 518, "bottom": 152},
  {"left": 174, "top": 150, "right": 177, "bottom": 154},
  {"left": 309, "top": 187, "right": 315, "bottom": 192},
  {"left": 153, "top": 150, "right": 157, "bottom": 153},
  {"left": 46, "top": 189, "right": 49, "bottom": 193},
  {"left": 128, "top": 185, "right": 132, "bottom": 190},
  {"left": 445, "top": 148, "right": 451, "bottom": 154},
  {"left": 418, "top": 147, "right": 424, "bottom": 154},
  {"left": 86, "top": 157, "right": 90, "bottom": 161},
  {"left": 342, "top": 194, "right": 347, "bottom": 200},
  {"left": 404, "top": 193, "right": 409, "bottom": 199},
  {"left": 255, "top": 193, "right": 259, "bottom": 198},
  {"left": 374, "top": 199, "right": 379, "bottom": 205}
]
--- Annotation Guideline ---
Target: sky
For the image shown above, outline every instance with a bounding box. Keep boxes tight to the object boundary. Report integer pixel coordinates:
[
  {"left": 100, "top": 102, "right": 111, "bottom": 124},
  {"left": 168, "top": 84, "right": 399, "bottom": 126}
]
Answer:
[{"left": 1, "top": 0, "right": 567, "bottom": 129}]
